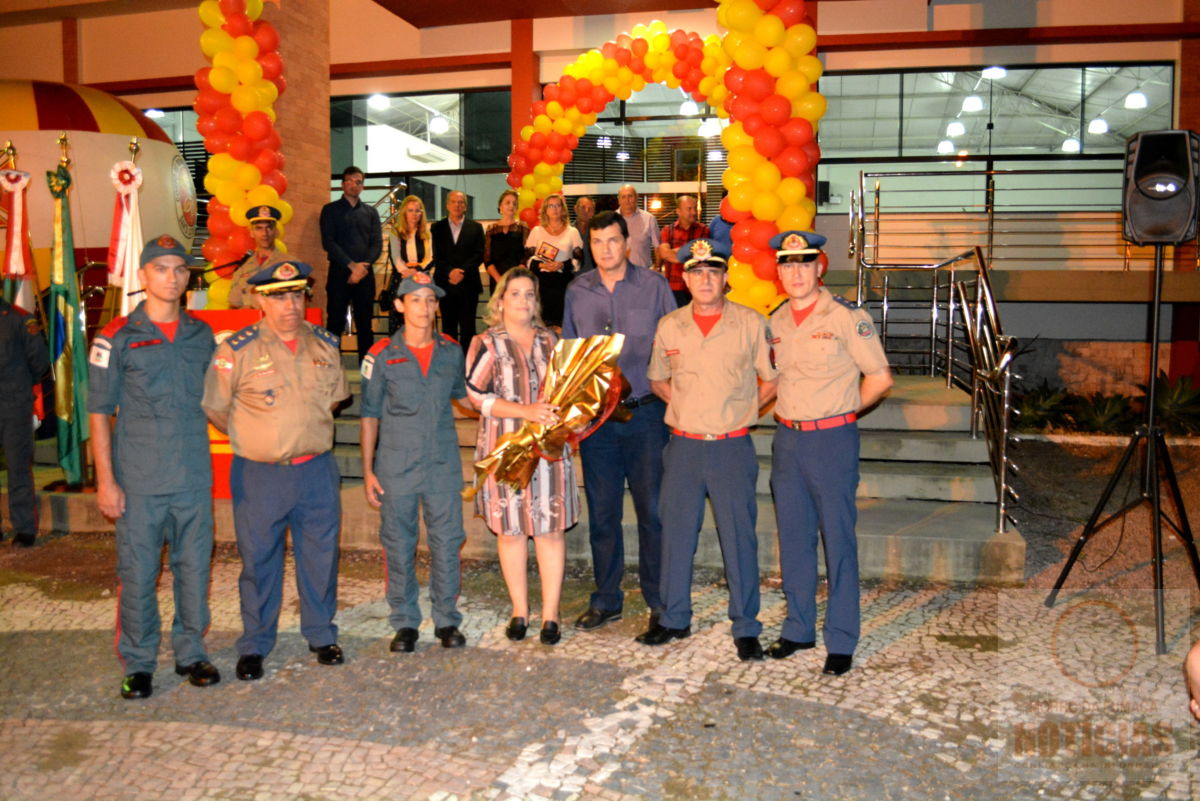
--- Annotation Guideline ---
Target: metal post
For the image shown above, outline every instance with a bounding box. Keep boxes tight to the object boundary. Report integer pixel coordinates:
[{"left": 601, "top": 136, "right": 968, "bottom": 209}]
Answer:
[{"left": 996, "top": 366, "right": 1012, "bottom": 534}]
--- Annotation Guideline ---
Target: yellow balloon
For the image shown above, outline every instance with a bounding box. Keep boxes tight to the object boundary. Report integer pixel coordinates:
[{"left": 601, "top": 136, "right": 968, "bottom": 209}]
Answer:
[
  {"left": 274, "top": 239, "right": 288, "bottom": 254},
  {"left": 205, "top": 279, "right": 231, "bottom": 310},
  {"left": 208, "top": 66, "right": 237, "bottom": 94},
  {"left": 728, "top": 258, "right": 755, "bottom": 289},
  {"left": 588, "top": 68, "right": 605, "bottom": 86},
  {"left": 631, "top": 75, "right": 647, "bottom": 93},
  {"left": 721, "top": 168, "right": 748, "bottom": 192},
  {"left": 753, "top": 161, "right": 782, "bottom": 192},
  {"left": 776, "top": 206, "right": 813, "bottom": 232},
  {"left": 234, "top": 163, "right": 262, "bottom": 191},
  {"left": 276, "top": 199, "right": 294, "bottom": 225},
  {"left": 603, "top": 76, "right": 621, "bottom": 95},
  {"left": 521, "top": 174, "right": 535, "bottom": 190},
  {"left": 264, "top": 107, "right": 276, "bottom": 124},
  {"left": 631, "top": 24, "right": 648, "bottom": 39},
  {"left": 520, "top": 125, "right": 534, "bottom": 141},
  {"left": 533, "top": 161, "right": 553, "bottom": 178},
  {"left": 699, "top": 76, "right": 716, "bottom": 96},
  {"left": 534, "top": 182, "right": 551, "bottom": 199},
  {"left": 212, "top": 51, "right": 240, "bottom": 72},
  {"left": 232, "top": 35, "right": 259, "bottom": 61},
  {"left": 616, "top": 84, "right": 633, "bottom": 101},
  {"left": 775, "top": 71, "right": 810, "bottom": 101},
  {"left": 733, "top": 40, "right": 767, "bottom": 71},
  {"left": 546, "top": 100, "right": 564, "bottom": 119},
  {"left": 199, "top": 28, "right": 233, "bottom": 59},
  {"left": 754, "top": 15, "right": 786, "bottom": 48},
  {"left": 649, "top": 20, "right": 667, "bottom": 35},
  {"left": 236, "top": 58, "right": 263, "bottom": 86},
  {"left": 726, "top": 0, "right": 764, "bottom": 33},
  {"left": 229, "top": 199, "right": 250, "bottom": 226},
  {"left": 777, "top": 177, "right": 807, "bottom": 207},
  {"left": 548, "top": 175, "right": 563, "bottom": 193},
  {"left": 651, "top": 32, "right": 670, "bottom": 52},
  {"left": 534, "top": 114, "right": 553, "bottom": 134},
  {"left": 799, "top": 197, "right": 817, "bottom": 218},
  {"left": 214, "top": 180, "right": 241, "bottom": 207},
  {"left": 721, "top": 122, "right": 748, "bottom": 151},
  {"left": 202, "top": 172, "right": 219, "bottom": 195},
  {"left": 748, "top": 279, "right": 777, "bottom": 307},
  {"left": 752, "top": 191, "right": 784, "bottom": 222},
  {"left": 198, "top": 0, "right": 225, "bottom": 29},
  {"left": 603, "top": 58, "right": 619, "bottom": 76},
  {"left": 246, "top": 184, "right": 280, "bottom": 207},
  {"left": 725, "top": 286, "right": 752, "bottom": 308},
  {"left": 208, "top": 153, "right": 237, "bottom": 180},
  {"left": 728, "top": 144, "right": 762, "bottom": 173},
  {"left": 729, "top": 183, "right": 756, "bottom": 212},
  {"left": 794, "top": 92, "right": 828, "bottom": 122},
  {"left": 784, "top": 24, "right": 818, "bottom": 59},
  {"left": 254, "top": 78, "right": 278, "bottom": 106},
  {"left": 552, "top": 117, "right": 573, "bottom": 135},
  {"left": 518, "top": 188, "right": 535, "bottom": 207},
  {"left": 764, "top": 47, "right": 794, "bottom": 78},
  {"left": 644, "top": 51, "right": 661, "bottom": 70},
  {"left": 796, "top": 54, "right": 824, "bottom": 84},
  {"left": 245, "top": 0, "right": 263, "bottom": 20},
  {"left": 565, "top": 106, "right": 581, "bottom": 122},
  {"left": 722, "top": 31, "right": 746, "bottom": 59},
  {"left": 231, "top": 85, "right": 262, "bottom": 114}
]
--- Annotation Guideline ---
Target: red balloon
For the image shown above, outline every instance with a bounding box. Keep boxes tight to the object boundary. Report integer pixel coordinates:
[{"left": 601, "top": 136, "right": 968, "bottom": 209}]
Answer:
[
  {"left": 204, "top": 133, "right": 232, "bottom": 154},
  {"left": 547, "top": 132, "right": 565, "bottom": 150},
  {"left": 560, "top": 74, "right": 576, "bottom": 91},
  {"left": 201, "top": 238, "right": 223, "bottom": 263},
  {"left": 743, "top": 69, "right": 775, "bottom": 102},
  {"left": 576, "top": 96, "right": 594, "bottom": 114},
  {"left": 258, "top": 51, "right": 283, "bottom": 80},
  {"left": 616, "top": 33, "right": 632, "bottom": 49},
  {"left": 271, "top": 75, "right": 286, "bottom": 96},
  {"left": 514, "top": 140, "right": 529, "bottom": 156},
  {"left": 759, "top": 94, "right": 791, "bottom": 127},
  {"left": 229, "top": 134, "right": 254, "bottom": 162},
  {"left": 725, "top": 66, "right": 747, "bottom": 94},
  {"left": 742, "top": 113, "right": 768, "bottom": 137},
  {"left": 543, "top": 83, "right": 559, "bottom": 102},
  {"left": 207, "top": 210, "right": 234, "bottom": 239},
  {"left": 799, "top": 172, "right": 816, "bottom": 199},
  {"left": 781, "top": 117, "right": 815, "bottom": 147},
  {"left": 816, "top": 252, "right": 829, "bottom": 275},
  {"left": 253, "top": 147, "right": 279, "bottom": 175},
  {"left": 218, "top": 0, "right": 245, "bottom": 17},
  {"left": 672, "top": 61, "right": 689, "bottom": 80},
  {"left": 506, "top": 172, "right": 522, "bottom": 188},
  {"left": 266, "top": 129, "right": 282, "bottom": 151},
  {"left": 631, "top": 38, "right": 648, "bottom": 58},
  {"left": 754, "top": 127, "right": 786, "bottom": 159},
  {"left": 194, "top": 67, "right": 212, "bottom": 92},
  {"left": 686, "top": 67, "right": 704, "bottom": 89},
  {"left": 208, "top": 199, "right": 230, "bottom": 217},
  {"left": 519, "top": 207, "right": 537, "bottom": 226},
  {"left": 566, "top": 134, "right": 579, "bottom": 149},
  {"left": 749, "top": 220, "right": 779, "bottom": 251},
  {"left": 801, "top": 141, "right": 821, "bottom": 165},
  {"left": 601, "top": 41, "right": 617, "bottom": 59},
  {"left": 509, "top": 155, "right": 528, "bottom": 174},
  {"left": 687, "top": 48, "right": 703, "bottom": 68},
  {"left": 532, "top": 101, "right": 546, "bottom": 117},
  {"left": 215, "top": 106, "right": 242, "bottom": 134},
  {"left": 195, "top": 88, "right": 226, "bottom": 115},
  {"left": 629, "top": 57, "right": 646, "bottom": 76},
  {"left": 752, "top": 252, "right": 778, "bottom": 281},
  {"left": 593, "top": 86, "right": 610, "bottom": 107},
  {"left": 196, "top": 114, "right": 218, "bottom": 137},
  {"left": 615, "top": 48, "right": 631, "bottom": 67},
  {"left": 670, "top": 29, "right": 687, "bottom": 48},
  {"left": 252, "top": 20, "right": 279, "bottom": 53},
  {"left": 243, "top": 110, "right": 272, "bottom": 141},
  {"left": 223, "top": 12, "right": 252, "bottom": 37},
  {"left": 753, "top": 0, "right": 775, "bottom": 9},
  {"left": 530, "top": 131, "right": 547, "bottom": 149},
  {"left": 769, "top": 0, "right": 807, "bottom": 28},
  {"left": 261, "top": 170, "right": 288, "bottom": 194},
  {"left": 729, "top": 96, "right": 760, "bottom": 121},
  {"left": 527, "top": 147, "right": 543, "bottom": 165},
  {"left": 775, "top": 146, "right": 810, "bottom": 178},
  {"left": 227, "top": 227, "right": 252, "bottom": 254},
  {"left": 559, "top": 149, "right": 573, "bottom": 165},
  {"left": 732, "top": 241, "right": 759, "bottom": 263},
  {"left": 731, "top": 220, "right": 754, "bottom": 243},
  {"left": 558, "top": 88, "right": 576, "bottom": 107},
  {"left": 576, "top": 78, "right": 592, "bottom": 95},
  {"left": 720, "top": 196, "right": 753, "bottom": 223},
  {"left": 543, "top": 148, "right": 560, "bottom": 165}
]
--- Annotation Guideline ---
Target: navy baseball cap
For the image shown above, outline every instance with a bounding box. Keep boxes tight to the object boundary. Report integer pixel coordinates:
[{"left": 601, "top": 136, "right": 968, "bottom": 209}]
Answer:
[
  {"left": 395, "top": 270, "right": 445, "bottom": 299},
  {"left": 679, "top": 238, "right": 729, "bottom": 270},
  {"left": 140, "top": 234, "right": 200, "bottom": 267}
]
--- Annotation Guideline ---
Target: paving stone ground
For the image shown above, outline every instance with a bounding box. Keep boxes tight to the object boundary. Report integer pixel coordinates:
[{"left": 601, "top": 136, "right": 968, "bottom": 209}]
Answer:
[{"left": 2, "top": 439, "right": 1199, "bottom": 801}]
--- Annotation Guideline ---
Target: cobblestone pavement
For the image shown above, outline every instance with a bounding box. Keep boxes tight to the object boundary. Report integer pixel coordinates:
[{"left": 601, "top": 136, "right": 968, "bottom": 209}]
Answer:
[{"left": 3, "top": 437, "right": 1200, "bottom": 801}]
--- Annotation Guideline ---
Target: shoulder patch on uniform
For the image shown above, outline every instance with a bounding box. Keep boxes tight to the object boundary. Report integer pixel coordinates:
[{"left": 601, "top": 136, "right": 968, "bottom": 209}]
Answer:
[
  {"left": 88, "top": 341, "right": 111, "bottom": 368},
  {"left": 100, "top": 315, "right": 129, "bottom": 338},
  {"left": 440, "top": 332, "right": 459, "bottom": 346},
  {"left": 367, "top": 337, "right": 390, "bottom": 357},
  {"left": 24, "top": 314, "right": 41, "bottom": 335},
  {"left": 856, "top": 319, "right": 876, "bottom": 339},
  {"left": 227, "top": 325, "right": 260, "bottom": 351},
  {"left": 831, "top": 294, "right": 857, "bottom": 310},
  {"left": 311, "top": 325, "right": 340, "bottom": 349},
  {"left": 361, "top": 355, "right": 374, "bottom": 381}
]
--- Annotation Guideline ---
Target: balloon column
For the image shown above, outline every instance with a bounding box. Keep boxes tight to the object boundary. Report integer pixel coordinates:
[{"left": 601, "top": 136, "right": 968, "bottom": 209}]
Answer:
[
  {"left": 192, "top": 0, "right": 292, "bottom": 308},
  {"left": 504, "top": 21, "right": 730, "bottom": 228},
  {"left": 716, "top": 0, "right": 824, "bottom": 313},
  {"left": 502, "top": 4, "right": 826, "bottom": 315}
]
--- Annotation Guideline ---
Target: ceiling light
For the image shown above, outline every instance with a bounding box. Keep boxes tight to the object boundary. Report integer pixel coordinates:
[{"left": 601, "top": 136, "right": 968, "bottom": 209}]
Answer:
[
  {"left": 596, "top": 136, "right": 612, "bottom": 149},
  {"left": 367, "top": 93, "right": 390, "bottom": 111},
  {"left": 428, "top": 115, "right": 450, "bottom": 135},
  {"left": 649, "top": 198, "right": 663, "bottom": 210},
  {"left": 946, "top": 121, "right": 965, "bottom": 137},
  {"left": 1087, "top": 118, "right": 1109, "bottom": 135},
  {"left": 143, "top": 108, "right": 165, "bottom": 119},
  {"left": 961, "top": 95, "right": 984, "bottom": 113},
  {"left": 615, "top": 151, "right": 630, "bottom": 161},
  {"left": 707, "top": 149, "right": 723, "bottom": 162},
  {"left": 679, "top": 99, "right": 699, "bottom": 116},
  {"left": 1061, "top": 137, "right": 1081, "bottom": 153},
  {"left": 981, "top": 66, "right": 1007, "bottom": 80},
  {"left": 1124, "top": 90, "right": 1148, "bottom": 109},
  {"left": 937, "top": 139, "right": 955, "bottom": 155},
  {"left": 957, "top": 149, "right": 969, "bottom": 158}
]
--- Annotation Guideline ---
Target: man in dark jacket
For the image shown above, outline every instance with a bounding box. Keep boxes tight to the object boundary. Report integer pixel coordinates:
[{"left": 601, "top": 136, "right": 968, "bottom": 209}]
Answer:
[
  {"left": 431, "top": 190, "right": 484, "bottom": 353},
  {"left": 0, "top": 294, "right": 50, "bottom": 547},
  {"left": 320, "top": 165, "right": 381, "bottom": 362}
]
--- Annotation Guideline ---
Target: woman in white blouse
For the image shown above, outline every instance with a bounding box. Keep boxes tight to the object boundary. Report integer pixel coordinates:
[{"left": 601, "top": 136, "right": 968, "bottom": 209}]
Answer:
[
  {"left": 384, "top": 195, "right": 433, "bottom": 334},
  {"left": 525, "top": 192, "right": 582, "bottom": 330}
]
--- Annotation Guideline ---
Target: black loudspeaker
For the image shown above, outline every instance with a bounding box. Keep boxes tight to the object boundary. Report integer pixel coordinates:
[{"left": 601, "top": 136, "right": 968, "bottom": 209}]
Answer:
[{"left": 1122, "top": 129, "right": 1200, "bottom": 246}]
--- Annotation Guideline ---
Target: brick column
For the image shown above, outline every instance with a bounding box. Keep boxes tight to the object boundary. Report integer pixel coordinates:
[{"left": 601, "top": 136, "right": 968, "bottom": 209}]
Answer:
[
  {"left": 1168, "top": 0, "right": 1200, "bottom": 380},
  {"left": 267, "top": 1, "right": 332, "bottom": 315},
  {"left": 511, "top": 19, "right": 539, "bottom": 143}
]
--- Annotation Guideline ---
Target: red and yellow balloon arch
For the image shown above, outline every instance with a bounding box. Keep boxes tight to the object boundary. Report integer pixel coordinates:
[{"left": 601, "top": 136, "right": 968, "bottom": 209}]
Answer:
[{"left": 505, "top": 0, "right": 824, "bottom": 314}]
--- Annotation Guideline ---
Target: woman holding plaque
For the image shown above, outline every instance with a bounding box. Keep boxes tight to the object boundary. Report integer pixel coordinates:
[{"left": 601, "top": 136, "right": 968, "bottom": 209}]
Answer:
[
  {"left": 524, "top": 192, "right": 582, "bottom": 330},
  {"left": 465, "top": 268, "right": 579, "bottom": 645}
]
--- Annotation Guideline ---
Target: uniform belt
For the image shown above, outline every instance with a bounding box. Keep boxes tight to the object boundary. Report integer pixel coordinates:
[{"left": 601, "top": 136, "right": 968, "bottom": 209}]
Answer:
[
  {"left": 774, "top": 412, "right": 857, "bottom": 432},
  {"left": 671, "top": 428, "right": 749, "bottom": 441},
  {"left": 621, "top": 394, "right": 660, "bottom": 410},
  {"left": 272, "top": 453, "right": 321, "bottom": 466}
]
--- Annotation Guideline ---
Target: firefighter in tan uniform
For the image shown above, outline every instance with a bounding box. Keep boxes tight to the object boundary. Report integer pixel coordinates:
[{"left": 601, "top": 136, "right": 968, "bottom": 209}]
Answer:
[
  {"left": 202, "top": 260, "right": 351, "bottom": 682},
  {"left": 639, "top": 238, "right": 778, "bottom": 662},
  {"left": 227, "top": 205, "right": 288, "bottom": 310},
  {"left": 765, "top": 230, "right": 892, "bottom": 676}
]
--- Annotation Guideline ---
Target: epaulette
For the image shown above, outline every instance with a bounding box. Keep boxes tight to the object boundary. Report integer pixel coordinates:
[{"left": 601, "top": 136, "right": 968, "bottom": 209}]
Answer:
[
  {"left": 367, "top": 337, "right": 391, "bottom": 357},
  {"left": 831, "top": 294, "right": 857, "bottom": 310},
  {"left": 99, "top": 315, "right": 129, "bottom": 339},
  {"left": 227, "top": 325, "right": 259, "bottom": 351},
  {"left": 311, "top": 325, "right": 340, "bottom": 349},
  {"left": 440, "top": 332, "right": 459, "bottom": 346}
]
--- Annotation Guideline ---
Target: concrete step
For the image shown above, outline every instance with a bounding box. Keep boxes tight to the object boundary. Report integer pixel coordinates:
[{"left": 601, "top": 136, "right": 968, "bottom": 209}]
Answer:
[
  {"left": 752, "top": 456, "right": 995, "bottom": 502},
  {"left": 857, "top": 375, "right": 973, "bottom": 432},
  {"left": 748, "top": 427, "right": 987, "bottom": 462}
]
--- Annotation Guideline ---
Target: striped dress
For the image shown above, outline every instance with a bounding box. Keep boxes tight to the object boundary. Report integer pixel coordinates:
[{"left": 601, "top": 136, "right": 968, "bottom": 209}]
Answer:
[{"left": 465, "top": 325, "right": 580, "bottom": 537}]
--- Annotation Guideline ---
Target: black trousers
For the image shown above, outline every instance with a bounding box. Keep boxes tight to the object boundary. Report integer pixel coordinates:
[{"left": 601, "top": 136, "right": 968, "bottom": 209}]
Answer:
[
  {"left": 439, "top": 290, "right": 478, "bottom": 355},
  {"left": 0, "top": 411, "right": 37, "bottom": 536},
  {"left": 326, "top": 269, "right": 376, "bottom": 361}
]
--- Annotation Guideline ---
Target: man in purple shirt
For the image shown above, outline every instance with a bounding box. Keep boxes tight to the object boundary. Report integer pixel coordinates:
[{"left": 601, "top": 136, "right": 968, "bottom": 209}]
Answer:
[{"left": 562, "top": 210, "right": 676, "bottom": 632}]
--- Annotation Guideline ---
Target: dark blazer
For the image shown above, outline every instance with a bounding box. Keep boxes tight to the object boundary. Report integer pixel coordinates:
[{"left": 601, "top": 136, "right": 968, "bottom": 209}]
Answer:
[{"left": 431, "top": 217, "right": 485, "bottom": 297}]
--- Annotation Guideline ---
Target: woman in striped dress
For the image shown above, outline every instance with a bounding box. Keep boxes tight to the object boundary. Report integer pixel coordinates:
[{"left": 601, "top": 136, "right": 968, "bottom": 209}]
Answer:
[{"left": 465, "top": 268, "right": 579, "bottom": 645}]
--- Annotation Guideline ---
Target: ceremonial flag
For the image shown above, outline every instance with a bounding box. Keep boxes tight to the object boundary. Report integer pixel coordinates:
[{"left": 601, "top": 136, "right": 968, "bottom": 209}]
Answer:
[
  {"left": 1, "top": 168, "right": 37, "bottom": 315},
  {"left": 46, "top": 163, "right": 89, "bottom": 486},
  {"left": 106, "top": 161, "right": 143, "bottom": 317}
]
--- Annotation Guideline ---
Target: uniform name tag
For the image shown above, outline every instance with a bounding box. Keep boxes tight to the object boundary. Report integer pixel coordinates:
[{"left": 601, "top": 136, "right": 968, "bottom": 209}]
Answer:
[
  {"left": 88, "top": 343, "right": 111, "bottom": 368},
  {"left": 811, "top": 332, "right": 835, "bottom": 340},
  {"left": 665, "top": 349, "right": 680, "bottom": 356},
  {"left": 129, "top": 338, "right": 164, "bottom": 348},
  {"left": 387, "top": 357, "right": 409, "bottom": 364}
]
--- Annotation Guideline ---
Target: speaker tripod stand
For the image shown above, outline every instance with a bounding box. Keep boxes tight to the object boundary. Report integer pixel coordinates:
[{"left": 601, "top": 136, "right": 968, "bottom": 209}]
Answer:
[{"left": 1044, "top": 244, "right": 1200, "bottom": 655}]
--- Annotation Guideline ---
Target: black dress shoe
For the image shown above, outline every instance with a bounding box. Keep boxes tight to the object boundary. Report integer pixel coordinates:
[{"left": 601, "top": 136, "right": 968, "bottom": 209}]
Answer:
[
  {"left": 823, "top": 653, "right": 853, "bottom": 675},
  {"left": 390, "top": 628, "right": 419, "bottom": 653},
  {"left": 174, "top": 660, "right": 221, "bottom": 687},
  {"left": 635, "top": 623, "right": 691, "bottom": 646},
  {"left": 765, "top": 638, "right": 816, "bottom": 660},
  {"left": 648, "top": 611, "right": 662, "bottom": 630},
  {"left": 735, "top": 636, "right": 764, "bottom": 662},
  {"left": 120, "top": 672, "right": 153, "bottom": 699},
  {"left": 539, "top": 621, "right": 561, "bottom": 645},
  {"left": 435, "top": 626, "right": 466, "bottom": 648},
  {"left": 574, "top": 606, "right": 622, "bottom": 630},
  {"left": 505, "top": 617, "right": 527, "bottom": 641},
  {"left": 13, "top": 531, "right": 36, "bottom": 548},
  {"left": 236, "top": 654, "right": 264, "bottom": 680},
  {"left": 309, "top": 643, "right": 345, "bottom": 665}
]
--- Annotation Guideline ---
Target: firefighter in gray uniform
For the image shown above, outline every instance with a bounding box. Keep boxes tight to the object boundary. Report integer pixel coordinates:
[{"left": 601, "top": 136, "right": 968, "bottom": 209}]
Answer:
[
  {"left": 765, "top": 230, "right": 892, "bottom": 676},
  {"left": 360, "top": 271, "right": 468, "bottom": 652},
  {"left": 88, "top": 234, "right": 219, "bottom": 699},
  {"left": 0, "top": 295, "right": 50, "bottom": 547}
]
